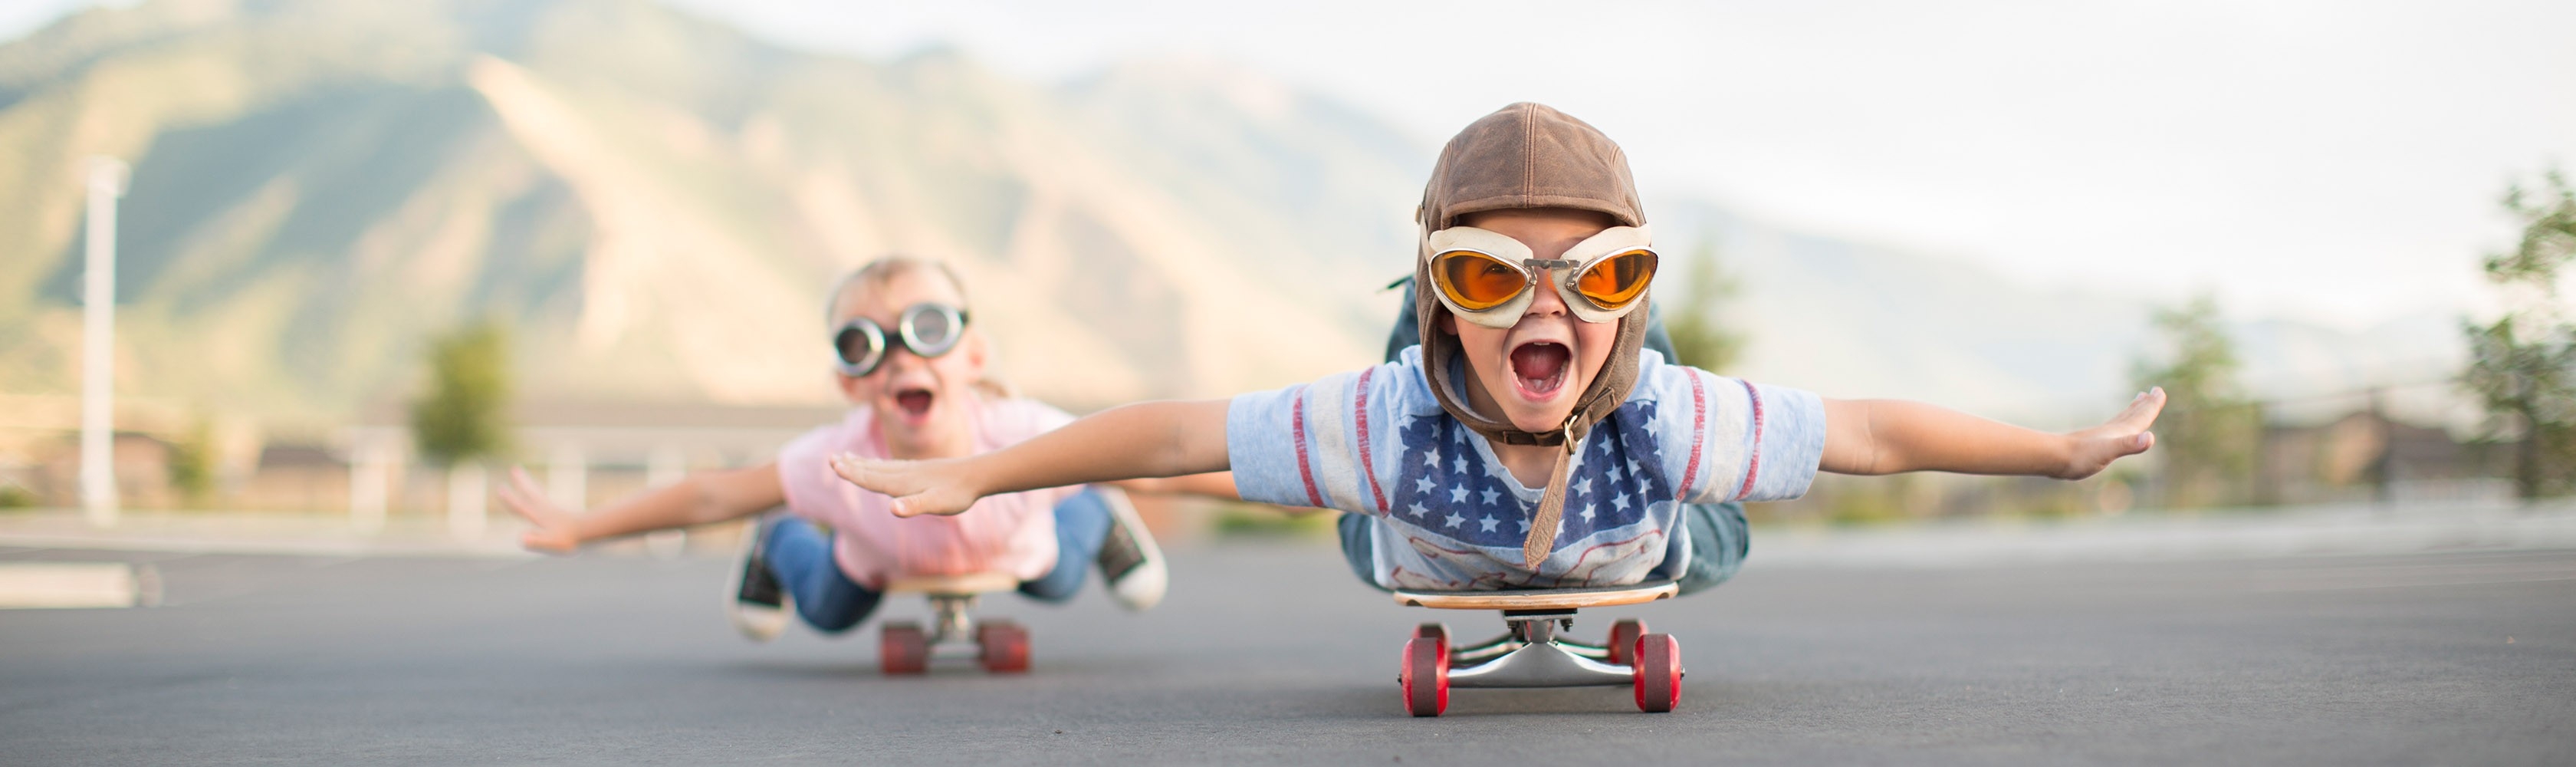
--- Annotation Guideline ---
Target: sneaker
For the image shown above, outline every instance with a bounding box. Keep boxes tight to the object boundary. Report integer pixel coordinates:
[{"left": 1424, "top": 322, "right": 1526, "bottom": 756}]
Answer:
[
  {"left": 726, "top": 514, "right": 791, "bottom": 641},
  {"left": 1093, "top": 489, "right": 1168, "bottom": 611}
]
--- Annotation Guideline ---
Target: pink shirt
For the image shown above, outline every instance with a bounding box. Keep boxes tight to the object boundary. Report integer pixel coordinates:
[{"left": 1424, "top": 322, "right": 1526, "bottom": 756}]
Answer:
[{"left": 775, "top": 397, "right": 1080, "bottom": 588}]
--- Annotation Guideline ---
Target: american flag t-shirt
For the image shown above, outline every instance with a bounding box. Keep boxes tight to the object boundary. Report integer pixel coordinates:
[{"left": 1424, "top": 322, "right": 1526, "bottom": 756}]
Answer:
[{"left": 1227, "top": 347, "right": 1825, "bottom": 590}]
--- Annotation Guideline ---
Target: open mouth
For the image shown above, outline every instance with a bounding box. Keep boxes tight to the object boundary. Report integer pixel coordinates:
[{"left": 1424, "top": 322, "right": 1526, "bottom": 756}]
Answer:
[
  {"left": 893, "top": 387, "right": 936, "bottom": 417},
  {"left": 1508, "top": 341, "right": 1571, "bottom": 397}
]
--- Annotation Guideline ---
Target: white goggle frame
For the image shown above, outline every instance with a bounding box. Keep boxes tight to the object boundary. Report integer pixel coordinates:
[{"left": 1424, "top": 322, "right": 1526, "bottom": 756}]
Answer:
[{"left": 1424, "top": 224, "right": 1657, "bottom": 329}]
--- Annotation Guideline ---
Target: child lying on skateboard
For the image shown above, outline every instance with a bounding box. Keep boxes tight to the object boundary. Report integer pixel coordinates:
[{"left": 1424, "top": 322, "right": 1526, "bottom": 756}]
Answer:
[
  {"left": 497, "top": 256, "right": 1234, "bottom": 638},
  {"left": 834, "top": 104, "right": 2164, "bottom": 594}
]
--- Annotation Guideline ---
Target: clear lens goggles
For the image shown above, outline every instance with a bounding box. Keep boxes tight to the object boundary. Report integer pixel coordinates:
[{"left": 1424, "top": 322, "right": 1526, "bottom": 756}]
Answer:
[
  {"left": 832, "top": 302, "right": 971, "bottom": 377},
  {"left": 1426, "top": 225, "right": 1658, "bottom": 329}
]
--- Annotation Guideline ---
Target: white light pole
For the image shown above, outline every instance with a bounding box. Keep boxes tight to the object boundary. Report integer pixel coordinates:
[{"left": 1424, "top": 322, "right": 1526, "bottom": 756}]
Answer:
[{"left": 80, "top": 156, "right": 128, "bottom": 528}]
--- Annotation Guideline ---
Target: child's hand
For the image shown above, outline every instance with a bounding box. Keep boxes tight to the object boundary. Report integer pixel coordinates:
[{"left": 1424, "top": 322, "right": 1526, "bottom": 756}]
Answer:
[
  {"left": 2055, "top": 387, "right": 2165, "bottom": 479},
  {"left": 495, "top": 466, "right": 584, "bottom": 554},
  {"left": 831, "top": 453, "right": 983, "bottom": 518}
]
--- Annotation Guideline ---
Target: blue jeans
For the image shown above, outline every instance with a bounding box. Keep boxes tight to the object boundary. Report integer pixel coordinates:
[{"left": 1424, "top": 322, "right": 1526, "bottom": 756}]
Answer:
[
  {"left": 1336, "top": 501, "right": 1749, "bottom": 595},
  {"left": 761, "top": 489, "right": 1116, "bottom": 633}
]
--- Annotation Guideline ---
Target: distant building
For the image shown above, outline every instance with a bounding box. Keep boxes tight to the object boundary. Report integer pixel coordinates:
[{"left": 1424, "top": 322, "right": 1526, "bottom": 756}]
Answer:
[{"left": 2259, "top": 410, "right": 2502, "bottom": 505}]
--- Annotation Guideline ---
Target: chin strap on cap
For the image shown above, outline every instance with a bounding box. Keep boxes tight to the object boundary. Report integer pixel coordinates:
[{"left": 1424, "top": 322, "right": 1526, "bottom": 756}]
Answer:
[{"left": 1521, "top": 415, "right": 1580, "bottom": 569}]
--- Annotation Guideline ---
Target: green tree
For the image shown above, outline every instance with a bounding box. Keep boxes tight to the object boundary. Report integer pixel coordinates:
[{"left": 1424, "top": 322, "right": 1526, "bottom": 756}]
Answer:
[
  {"left": 2132, "top": 292, "right": 2262, "bottom": 509},
  {"left": 410, "top": 321, "right": 512, "bottom": 468},
  {"left": 0, "top": 481, "right": 35, "bottom": 509},
  {"left": 2462, "top": 170, "right": 2576, "bottom": 500},
  {"left": 165, "top": 415, "right": 217, "bottom": 506},
  {"left": 1663, "top": 242, "right": 1746, "bottom": 373}
]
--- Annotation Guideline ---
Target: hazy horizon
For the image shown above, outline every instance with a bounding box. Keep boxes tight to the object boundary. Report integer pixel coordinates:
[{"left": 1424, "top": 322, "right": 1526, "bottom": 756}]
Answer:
[{"left": 608, "top": 0, "right": 2572, "bottom": 331}]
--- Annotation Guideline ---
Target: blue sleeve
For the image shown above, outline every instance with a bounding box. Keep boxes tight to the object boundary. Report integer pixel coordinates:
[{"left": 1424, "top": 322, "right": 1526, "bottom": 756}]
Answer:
[
  {"left": 1650, "top": 364, "right": 1828, "bottom": 504},
  {"left": 1732, "top": 380, "right": 1826, "bottom": 502},
  {"left": 1227, "top": 384, "right": 1322, "bottom": 509},
  {"left": 1224, "top": 364, "right": 1411, "bottom": 515}
]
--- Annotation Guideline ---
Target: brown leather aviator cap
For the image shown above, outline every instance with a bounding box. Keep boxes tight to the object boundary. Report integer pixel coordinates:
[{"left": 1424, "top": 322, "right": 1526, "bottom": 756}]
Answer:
[
  {"left": 1411, "top": 102, "right": 1652, "bottom": 571},
  {"left": 1416, "top": 103, "right": 1646, "bottom": 230}
]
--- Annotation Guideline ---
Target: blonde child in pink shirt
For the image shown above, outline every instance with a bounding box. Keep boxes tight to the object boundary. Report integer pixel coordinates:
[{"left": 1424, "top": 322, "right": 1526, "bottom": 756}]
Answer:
[{"left": 498, "top": 257, "right": 1227, "bottom": 638}]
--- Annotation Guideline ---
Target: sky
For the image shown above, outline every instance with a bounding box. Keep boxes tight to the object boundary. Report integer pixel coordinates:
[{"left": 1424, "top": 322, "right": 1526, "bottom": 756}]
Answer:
[{"left": 8, "top": 0, "right": 2571, "bottom": 330}]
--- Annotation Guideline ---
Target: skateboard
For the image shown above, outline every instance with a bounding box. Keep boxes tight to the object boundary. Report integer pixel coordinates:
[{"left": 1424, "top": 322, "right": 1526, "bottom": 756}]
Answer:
[
  {"left": 876, "top": 572, "right": 1030, "bottom": 675},
  {"left": 1391, "top": 580, "right": 1683, "bottom": 716}
]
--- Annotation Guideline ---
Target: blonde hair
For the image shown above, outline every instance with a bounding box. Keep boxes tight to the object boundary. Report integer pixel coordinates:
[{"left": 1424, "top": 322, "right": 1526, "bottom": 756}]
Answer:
[
  {"left": 823, "top": 255, "right": 969, "bottom": 327},
  {"left": 824, "top": 255, "right": 1014, "bottom": 399}
]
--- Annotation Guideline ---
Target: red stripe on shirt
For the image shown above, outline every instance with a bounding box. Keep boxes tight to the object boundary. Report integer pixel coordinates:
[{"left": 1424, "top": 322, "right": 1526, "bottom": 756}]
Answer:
[
  {"left": 1733, "top": 379, "right": 1766, "bottom": 502},
  {"left": 1678, "top": 372, "right": 1708, "bottom": 501},
  {"left": 1290, "top": 387, "right": 1325, "bottom": 508},
  {"left": 1354, "top": 367, "right": 1388, "bottom": 514}
]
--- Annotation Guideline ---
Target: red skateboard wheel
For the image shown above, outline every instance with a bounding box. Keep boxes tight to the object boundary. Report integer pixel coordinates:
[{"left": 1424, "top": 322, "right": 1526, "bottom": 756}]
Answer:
[
  {"left": 1401, "top": 635, "right": 1450, "bottom": 717},
  {"left": 977, "top": 621, "right": 1031, "bottom": 673},
  {"left": 1631, "top": 633, "right": 1681, "bottom": 713},
  {"left": 1607, "top": 618, "right": 1648, "bottom": 666},
  {"left": 880, "top": 621, "right": 929, "bottom": 675}
]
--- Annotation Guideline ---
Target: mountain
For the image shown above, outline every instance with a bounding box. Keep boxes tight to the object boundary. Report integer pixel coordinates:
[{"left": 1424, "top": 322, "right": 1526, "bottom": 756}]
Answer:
[
  {"left": 1646, "top": 201, "right": 2469, "bottom": 428},
  {"left": 0, "top": 0, "right": 1415, "bottom": 424},
  {"left": 0, "top": 0, "right": 2468, "bottom": 435}
]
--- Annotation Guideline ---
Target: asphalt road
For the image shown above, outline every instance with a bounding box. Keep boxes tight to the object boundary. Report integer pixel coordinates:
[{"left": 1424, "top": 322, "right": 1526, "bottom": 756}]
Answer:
[{"left": 3, "top": 539, "right": 2570, "bottom": 765}]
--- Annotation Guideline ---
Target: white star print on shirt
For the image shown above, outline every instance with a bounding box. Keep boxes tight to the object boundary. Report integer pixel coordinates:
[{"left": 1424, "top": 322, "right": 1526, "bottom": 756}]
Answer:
[
  {"left": 1478, "top": 515, "right": 1499, "bottom": 532},
  {"left": 1224, "top": 347, "right": 1831, "bottom": 591}
]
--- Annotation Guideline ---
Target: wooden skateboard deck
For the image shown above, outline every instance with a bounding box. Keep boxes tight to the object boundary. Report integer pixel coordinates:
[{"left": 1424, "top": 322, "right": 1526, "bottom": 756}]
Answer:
[{"left": 1392, "top": 580, "right": 1678, "bottom": 611}]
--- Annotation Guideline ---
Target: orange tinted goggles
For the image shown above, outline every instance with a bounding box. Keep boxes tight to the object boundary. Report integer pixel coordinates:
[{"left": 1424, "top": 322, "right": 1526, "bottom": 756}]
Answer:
[
  {"left": 1431, "top": 248, "right": 1658, "bottom": 313},
  {"left": 1423, "top": 225, "right": 1660, "bottom": 328}
]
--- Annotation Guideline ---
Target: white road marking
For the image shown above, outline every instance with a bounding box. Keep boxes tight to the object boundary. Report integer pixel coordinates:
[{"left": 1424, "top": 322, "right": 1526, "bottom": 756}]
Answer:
[{"left": 0, "top": 561, "right": 149, "bottom": 608}]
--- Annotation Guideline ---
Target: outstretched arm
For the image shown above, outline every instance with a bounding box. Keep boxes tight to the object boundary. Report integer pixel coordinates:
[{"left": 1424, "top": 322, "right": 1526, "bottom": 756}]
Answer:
[
  {"left": 834, "top": 400, "right": 1231, "bottom": 517},
  {"left": 495, "top": 462, "right": 786, "bottom": 553},
  {"left": 1111, "top": 472, "right": 1240, "bottom": 500},
  {"left": 1820, "top": 388, "right": 2164, "bottom": 479}
]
